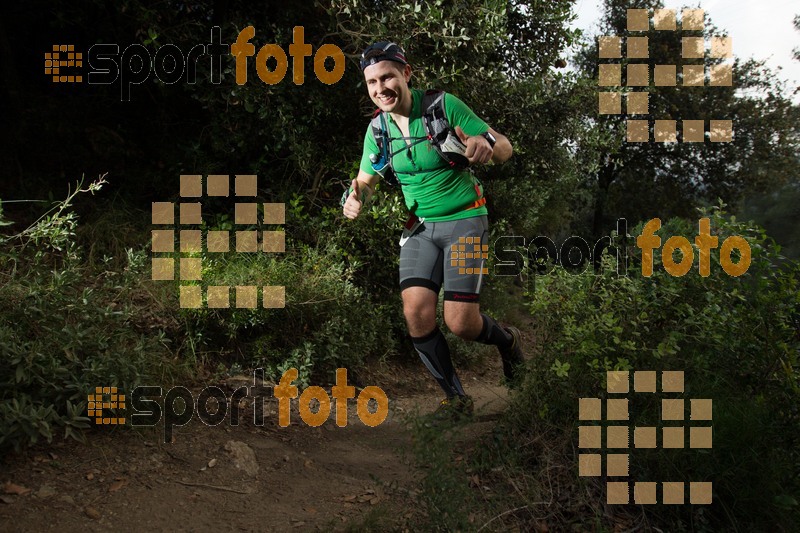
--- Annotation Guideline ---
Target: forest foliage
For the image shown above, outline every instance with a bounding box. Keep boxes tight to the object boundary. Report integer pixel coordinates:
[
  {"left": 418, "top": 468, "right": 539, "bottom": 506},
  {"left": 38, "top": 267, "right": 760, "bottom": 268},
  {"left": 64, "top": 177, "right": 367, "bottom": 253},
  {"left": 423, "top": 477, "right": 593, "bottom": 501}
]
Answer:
[{"left": 1, "top": 0, "right": 798, "bottom": 529}]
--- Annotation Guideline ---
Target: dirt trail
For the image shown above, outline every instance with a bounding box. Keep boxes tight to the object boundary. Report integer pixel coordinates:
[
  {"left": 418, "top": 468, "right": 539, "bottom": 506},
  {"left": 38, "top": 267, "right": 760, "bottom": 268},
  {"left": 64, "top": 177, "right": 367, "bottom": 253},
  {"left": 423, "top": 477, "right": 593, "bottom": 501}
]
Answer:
[{"left": 0, "top": 361, "right": 511, "bottom": 532}]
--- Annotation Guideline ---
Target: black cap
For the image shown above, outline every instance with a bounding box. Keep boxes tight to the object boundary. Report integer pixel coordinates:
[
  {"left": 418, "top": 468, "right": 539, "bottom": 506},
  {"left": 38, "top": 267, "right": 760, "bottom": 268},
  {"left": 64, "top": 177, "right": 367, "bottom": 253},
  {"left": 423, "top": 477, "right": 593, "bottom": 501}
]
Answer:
[{"left": 360, "top": 42, "right": 408, "bottom": 71}]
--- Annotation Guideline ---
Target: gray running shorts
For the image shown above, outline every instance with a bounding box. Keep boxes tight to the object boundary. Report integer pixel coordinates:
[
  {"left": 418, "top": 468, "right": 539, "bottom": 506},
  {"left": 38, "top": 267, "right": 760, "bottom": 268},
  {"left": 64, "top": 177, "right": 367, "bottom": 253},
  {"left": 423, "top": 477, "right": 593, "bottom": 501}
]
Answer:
[{"left": 399, "top": 215, "right": 489, "bottom": 302}]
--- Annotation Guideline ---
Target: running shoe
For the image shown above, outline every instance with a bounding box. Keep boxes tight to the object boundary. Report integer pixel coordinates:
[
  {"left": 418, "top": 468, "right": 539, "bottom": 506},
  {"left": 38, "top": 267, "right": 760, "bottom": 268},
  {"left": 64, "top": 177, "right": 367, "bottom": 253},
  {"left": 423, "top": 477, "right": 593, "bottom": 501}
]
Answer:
[
  {"left": 499, "top": 326, "right": 524, "bottom": 385},
  {"left": 433, "top": 394, "right": 474, "bottom": 421}
]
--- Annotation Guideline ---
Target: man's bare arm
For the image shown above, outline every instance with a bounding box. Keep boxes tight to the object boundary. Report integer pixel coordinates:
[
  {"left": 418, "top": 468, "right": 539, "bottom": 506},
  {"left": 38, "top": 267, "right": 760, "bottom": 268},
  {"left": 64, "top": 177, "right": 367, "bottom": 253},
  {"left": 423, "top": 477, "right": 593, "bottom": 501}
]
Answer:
[
  {"left": 342, "top": 169, "right": 380, "bottom": 220},
  {"left": 488, "top": 128, "right": 513, "bottom": 164}
]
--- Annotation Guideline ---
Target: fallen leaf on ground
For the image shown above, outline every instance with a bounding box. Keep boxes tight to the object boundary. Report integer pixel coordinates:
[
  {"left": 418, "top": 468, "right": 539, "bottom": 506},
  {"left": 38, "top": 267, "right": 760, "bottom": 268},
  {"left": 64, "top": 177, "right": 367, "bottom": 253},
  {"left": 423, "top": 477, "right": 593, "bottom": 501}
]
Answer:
[
  {"left": 3, "top": 483, "right": 30, "bottom": 496},
  {"left": 109, "top": 480, "right": 127, "bottom": 492},
  {"left": 85, "top": 507, "right": 101, "bottom": 520}
]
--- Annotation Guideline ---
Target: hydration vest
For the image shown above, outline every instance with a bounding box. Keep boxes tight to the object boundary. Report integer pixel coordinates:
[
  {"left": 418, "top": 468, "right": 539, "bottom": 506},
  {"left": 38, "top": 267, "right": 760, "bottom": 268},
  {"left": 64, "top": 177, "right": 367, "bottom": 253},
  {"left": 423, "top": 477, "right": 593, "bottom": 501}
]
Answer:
[{"left": 369, "top": 90, "right": 469, "bottom": 186}]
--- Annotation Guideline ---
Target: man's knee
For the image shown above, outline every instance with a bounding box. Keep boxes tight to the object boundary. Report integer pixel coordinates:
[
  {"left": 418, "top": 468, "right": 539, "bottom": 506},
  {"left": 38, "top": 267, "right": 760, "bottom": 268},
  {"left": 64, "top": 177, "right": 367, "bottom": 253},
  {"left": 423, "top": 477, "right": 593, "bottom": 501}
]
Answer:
[
  {"left": 403, "top": 300, "right": 434, "bottom": 320},
  {"left": 402, "top": 287, "right": 438, "bottom": 335},
  {"left": 444, "top": 305, "right": 481, "bottom": 339},
  {"left": 444, "top": 315, "right": 471, "bottom": 338}
]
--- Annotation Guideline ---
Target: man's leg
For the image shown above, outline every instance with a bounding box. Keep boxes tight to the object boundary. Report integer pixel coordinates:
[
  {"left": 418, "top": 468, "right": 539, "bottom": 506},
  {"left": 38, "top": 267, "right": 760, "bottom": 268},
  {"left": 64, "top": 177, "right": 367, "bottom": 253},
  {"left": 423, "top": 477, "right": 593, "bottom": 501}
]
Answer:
[
  {"left": 440, "top": 216, "right": 524, "bottom": 382},
  {"left": 399, "top": 222, "right": 467, "bottom": 399},
  {"left": 403, "top": 286, "right": 466, "bottom": 398},
  {"left": 443, "top": 301, "right": 508, "bottom": 346},
  {"left": 443, "top": 297, "right": 523, "bottom": 384}
]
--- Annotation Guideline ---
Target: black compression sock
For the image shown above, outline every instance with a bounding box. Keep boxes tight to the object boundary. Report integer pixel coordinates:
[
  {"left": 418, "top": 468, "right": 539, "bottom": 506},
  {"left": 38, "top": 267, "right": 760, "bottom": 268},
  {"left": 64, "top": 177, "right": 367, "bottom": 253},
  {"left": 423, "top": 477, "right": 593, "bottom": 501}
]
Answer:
[
  {"left": 475, "top": 314, "right": 513, "bottom": 349},
  {"left": 411, "top": 327, "right": 466, "bottom": 397}
]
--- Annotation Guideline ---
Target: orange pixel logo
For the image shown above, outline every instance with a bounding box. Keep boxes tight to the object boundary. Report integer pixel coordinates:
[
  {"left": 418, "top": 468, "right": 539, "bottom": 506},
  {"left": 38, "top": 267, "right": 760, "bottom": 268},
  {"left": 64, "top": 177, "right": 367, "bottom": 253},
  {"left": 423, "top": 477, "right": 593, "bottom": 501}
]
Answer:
[
  {"left": 152, "top": 174, "right": 286, "bottom": 308},
  {"left": 88, "top": 387, "right": 126, "bottom": 425},
  {"left": 578, "top": 370, "right": 713, "bottom": 505},
  {"left": 598, "top": 8, "right": 733, "bottom": 143},
  {"left": 450, "top": 236, "right": 488, "bottom": 275},
  {"left": 45, "top": 44, "right": 83, "bottom": 83}
]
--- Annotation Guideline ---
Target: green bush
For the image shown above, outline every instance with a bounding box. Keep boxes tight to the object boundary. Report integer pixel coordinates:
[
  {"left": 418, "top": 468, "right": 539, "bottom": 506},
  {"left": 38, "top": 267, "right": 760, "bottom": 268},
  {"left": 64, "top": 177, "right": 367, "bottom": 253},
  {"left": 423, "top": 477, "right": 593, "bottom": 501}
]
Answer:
[
  {"left": 484, "top": 205, "right": 800, "bottom": 530},
  {"left": 180, "top": 190, "right": 408, "bottom": 385},
  {"left": 0, "top": 179, "right": 184, "bottom": 453},
  {"left": 0, "top": 177, "right": 410, "bottom": 451}
]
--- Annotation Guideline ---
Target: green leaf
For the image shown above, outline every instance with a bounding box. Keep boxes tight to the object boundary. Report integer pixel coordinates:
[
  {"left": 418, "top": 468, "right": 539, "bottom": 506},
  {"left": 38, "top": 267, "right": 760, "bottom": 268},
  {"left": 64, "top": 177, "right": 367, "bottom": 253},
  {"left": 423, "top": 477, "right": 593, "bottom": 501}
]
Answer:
[{"left": 774, "top": 494, "right": 798, "bottom": 509}]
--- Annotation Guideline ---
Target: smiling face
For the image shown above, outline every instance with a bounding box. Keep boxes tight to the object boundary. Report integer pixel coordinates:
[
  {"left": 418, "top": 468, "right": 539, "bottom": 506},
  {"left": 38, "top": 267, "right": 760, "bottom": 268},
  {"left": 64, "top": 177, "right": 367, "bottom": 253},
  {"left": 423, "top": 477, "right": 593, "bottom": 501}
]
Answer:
[{"left": 363, "top": 60, "right": 412, "bottom": 116}]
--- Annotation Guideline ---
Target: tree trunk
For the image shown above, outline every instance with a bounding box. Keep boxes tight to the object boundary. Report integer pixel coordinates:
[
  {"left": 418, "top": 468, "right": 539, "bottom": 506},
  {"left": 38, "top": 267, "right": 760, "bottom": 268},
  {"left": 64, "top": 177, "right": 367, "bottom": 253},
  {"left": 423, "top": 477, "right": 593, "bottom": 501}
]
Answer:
[{"left": 592, "top": 160, "right": 616, "bottom": 238}]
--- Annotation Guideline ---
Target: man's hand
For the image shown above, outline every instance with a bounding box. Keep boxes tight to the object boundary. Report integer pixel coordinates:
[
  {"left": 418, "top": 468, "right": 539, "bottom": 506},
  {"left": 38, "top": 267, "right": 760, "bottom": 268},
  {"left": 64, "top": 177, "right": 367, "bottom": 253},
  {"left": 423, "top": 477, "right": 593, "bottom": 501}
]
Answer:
[
  {"left": 455, "top": 126, "right": 493, "bottom": 165},
  {"left": 342, "top": 178, "right": 363, "bottom": 220}
]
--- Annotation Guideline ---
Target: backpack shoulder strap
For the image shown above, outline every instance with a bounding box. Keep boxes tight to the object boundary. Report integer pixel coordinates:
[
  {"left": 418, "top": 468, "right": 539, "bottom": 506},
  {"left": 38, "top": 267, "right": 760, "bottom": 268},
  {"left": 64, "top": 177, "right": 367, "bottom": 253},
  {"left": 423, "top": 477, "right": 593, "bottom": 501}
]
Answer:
[
  {"left": 370, "top": 108, "right": 385, "bottom": 149},
  {"left": 368, "top": 109, "right": 401, "bottom": 186},
  {"left": 421, "top": 89, "right": 447, "bottom": 141},
  {"left": 421, "top": 90, "right": 468, "bottom": 168}
]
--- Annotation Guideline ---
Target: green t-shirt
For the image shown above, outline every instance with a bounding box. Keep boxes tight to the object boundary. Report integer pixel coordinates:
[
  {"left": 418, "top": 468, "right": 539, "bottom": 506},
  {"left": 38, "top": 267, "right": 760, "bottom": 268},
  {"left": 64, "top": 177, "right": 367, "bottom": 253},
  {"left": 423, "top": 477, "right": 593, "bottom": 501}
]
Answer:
[{"left": 359, "top": 89, "right": 490, "bottom": 222}]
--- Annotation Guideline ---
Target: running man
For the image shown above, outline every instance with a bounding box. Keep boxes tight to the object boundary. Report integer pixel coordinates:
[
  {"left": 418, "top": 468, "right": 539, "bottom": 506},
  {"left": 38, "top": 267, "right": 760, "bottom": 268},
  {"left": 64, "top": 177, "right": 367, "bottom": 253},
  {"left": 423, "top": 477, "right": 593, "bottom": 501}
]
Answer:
[{"left": 342, "top": 42, "right": 524, "bottom": 417}]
